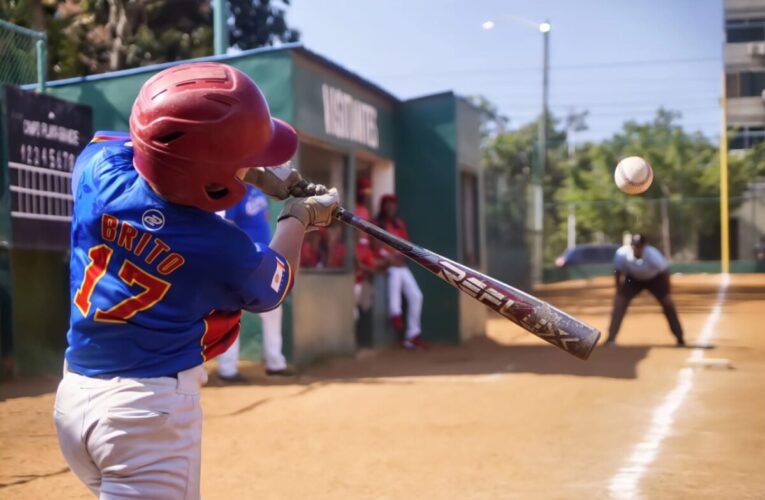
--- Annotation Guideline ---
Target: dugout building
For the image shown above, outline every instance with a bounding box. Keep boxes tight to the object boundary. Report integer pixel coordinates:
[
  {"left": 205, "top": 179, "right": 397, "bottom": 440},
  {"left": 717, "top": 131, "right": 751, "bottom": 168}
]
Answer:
[{"left": 0, "top": 44, "right": 485, "bottom": 374}]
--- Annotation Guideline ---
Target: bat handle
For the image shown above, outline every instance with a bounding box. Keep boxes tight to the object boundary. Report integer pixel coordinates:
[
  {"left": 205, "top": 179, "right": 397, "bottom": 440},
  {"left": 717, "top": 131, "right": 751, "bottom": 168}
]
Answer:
[{"left": 334, "top": 206, "right": 348, "bottom": 218}]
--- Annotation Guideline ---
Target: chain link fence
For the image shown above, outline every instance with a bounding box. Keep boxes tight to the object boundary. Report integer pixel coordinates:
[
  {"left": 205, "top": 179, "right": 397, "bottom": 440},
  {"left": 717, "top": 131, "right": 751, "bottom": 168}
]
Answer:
[
  {"left": 0, "top": 19, "right": 46, "bottom": 89},
  {"left": 541, "top": 182, "right": 765, "bottom": 282},
  {"left": 485, "top": 172, "right": 765, "bottom": 284}
]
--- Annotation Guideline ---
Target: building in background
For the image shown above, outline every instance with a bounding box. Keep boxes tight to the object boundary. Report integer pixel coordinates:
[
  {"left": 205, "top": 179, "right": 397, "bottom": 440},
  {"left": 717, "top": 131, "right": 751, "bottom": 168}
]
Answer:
[
  {"left": 725, "top": 0, "right": 765, "bottom": 150},
  {"left": 725, "top": 1, "right": 765, "bottom": 262}
]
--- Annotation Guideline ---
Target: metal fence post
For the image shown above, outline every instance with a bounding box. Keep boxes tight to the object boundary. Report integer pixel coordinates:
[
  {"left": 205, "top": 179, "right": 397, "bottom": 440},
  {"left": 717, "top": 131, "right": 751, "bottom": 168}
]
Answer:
[{"left": 36, "top": 36, "right": 47, "bottom": 92}]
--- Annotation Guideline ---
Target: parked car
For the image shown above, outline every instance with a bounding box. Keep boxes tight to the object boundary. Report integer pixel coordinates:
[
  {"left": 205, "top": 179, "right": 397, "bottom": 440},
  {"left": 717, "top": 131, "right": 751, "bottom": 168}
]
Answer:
[{"left": 554, "top": 244, "right": 620, "bottom": 268}]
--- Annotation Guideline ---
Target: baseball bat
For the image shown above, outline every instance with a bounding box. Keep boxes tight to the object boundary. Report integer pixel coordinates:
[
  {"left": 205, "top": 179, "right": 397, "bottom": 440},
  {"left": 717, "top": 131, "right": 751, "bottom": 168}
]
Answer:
[
  {"left": 285, "top": 180, "right": 601, "bottom": 359},
  {"left": 333, "top": 207, "right": 601, "bottom": 360}
]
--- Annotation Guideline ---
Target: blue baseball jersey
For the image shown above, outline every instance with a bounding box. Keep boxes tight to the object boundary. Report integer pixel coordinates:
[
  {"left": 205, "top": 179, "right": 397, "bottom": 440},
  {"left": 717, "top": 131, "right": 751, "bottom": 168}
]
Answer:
[
  {"left": 65, "top": 132, "right": 293, "bottom": 377},
  {"left": 224, "top": 185, "right": 271, "bottom": 244}
]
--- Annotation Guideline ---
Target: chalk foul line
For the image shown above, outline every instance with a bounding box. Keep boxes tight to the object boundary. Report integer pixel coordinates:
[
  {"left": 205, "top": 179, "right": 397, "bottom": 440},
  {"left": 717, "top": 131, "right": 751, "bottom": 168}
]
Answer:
[{"left": 607, "top": 274, "right": 730, "bottom": 499}]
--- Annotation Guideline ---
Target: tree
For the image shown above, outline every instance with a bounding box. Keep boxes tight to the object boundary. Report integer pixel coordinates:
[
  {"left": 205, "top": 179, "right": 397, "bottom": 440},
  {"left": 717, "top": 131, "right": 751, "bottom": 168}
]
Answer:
[
  {"left": 1, "top": 0, "right": 300, "bottom": 80},
  {"left": 564, "top": 109, "right": 588, "bottom": 158},
  {"left": 481, "top": 111, "right": 570, "bottom": 287},
  {"left": 736, "top": 141, "right": 765, "bottom": 178},
  {"left": 481, "top": 104, "right": 762, "bottom": 281},
  {"left": 229, "top": 0, "right": 299, "bottom": 50},
  {"left": 553, "top": 109, "right": 754, "bottom": 262},
  {"left": 468, "top": 95, "right": 509, "bottom": 140}
]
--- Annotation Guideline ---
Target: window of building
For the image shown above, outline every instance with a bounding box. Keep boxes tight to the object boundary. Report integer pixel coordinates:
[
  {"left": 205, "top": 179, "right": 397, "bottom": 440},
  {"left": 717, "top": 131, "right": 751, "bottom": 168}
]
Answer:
[
  {"left": 460, "top": 170, "right": 481, "bottom": 267},
  {"left": 297, "top": 141, "right": 348, "bottom": 271},
  {"left": 729, "top": 127, "right": 765, "bottom": 150},
  {"left": 726, "top": 18, "right": 765, "bottom": 43},
  {"left": 726, "top": 71, "right": 765, "bottom": 97}
]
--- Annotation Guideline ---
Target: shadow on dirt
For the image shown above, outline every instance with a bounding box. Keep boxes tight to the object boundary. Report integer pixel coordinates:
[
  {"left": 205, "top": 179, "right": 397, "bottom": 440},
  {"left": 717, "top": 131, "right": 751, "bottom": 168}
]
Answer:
[{"left": 298, "top": 336, "right": 696, "bottom": 382}]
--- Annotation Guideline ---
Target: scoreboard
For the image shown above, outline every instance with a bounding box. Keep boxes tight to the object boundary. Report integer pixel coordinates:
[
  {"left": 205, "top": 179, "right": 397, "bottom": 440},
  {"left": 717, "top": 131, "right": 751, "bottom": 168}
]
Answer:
[{"left": 4, "top": 86, "right": 92, "bottom": 250}]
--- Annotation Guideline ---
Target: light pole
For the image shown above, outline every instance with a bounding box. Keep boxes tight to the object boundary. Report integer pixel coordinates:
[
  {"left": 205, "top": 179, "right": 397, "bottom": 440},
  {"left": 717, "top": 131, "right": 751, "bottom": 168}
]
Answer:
[{"left": 482, "top": 17, "right": 551, "bottom": 285}]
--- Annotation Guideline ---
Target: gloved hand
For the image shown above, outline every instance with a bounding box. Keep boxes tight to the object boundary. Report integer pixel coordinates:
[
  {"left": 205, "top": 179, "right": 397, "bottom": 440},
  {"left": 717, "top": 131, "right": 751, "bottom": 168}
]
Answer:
[
  {"left": 278, "top": 188, "right": 340, "bottom": 229},
  {"left": 244, "top": 164, "right": 328, "bottom": 200}
]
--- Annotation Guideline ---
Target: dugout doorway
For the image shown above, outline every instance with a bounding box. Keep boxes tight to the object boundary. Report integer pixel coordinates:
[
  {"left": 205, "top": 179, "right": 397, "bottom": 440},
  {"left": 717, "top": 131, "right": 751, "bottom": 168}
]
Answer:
[
  {"left": 354, "top": 153, "right": 396, "bottom": 349},
  {"left": 284, "top": 138, "right": 357, "bottom": 363}
]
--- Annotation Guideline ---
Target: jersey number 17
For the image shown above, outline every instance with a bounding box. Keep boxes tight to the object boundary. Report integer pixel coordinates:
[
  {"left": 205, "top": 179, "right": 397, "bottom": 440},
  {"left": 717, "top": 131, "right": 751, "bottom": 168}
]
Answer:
[{"left": 73, "top": 244, "right": 171, "bottom": 323}]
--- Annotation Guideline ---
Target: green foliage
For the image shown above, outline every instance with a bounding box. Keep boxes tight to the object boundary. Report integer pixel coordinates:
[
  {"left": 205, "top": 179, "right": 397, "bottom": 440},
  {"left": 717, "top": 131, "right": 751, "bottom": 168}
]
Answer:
[
  {"left": 229, "top": 0, "right": 300, "bottom": 50},
  {"left": 736, "top": 141, "right": 765, "bottom": 178},
  {"left": 483, "top": 104, "right": 764, "bottom": 271},
  {"left": 2, "top": 0, "right": 299, "bottom": 80},
  {"left": 468, "top": 95, "right": 508, "bottom": 139},
  {"left": 481, "top": 112, "right": 568, "bottom": 286},
  {"left": 0, "top": 0, "right": 31, "bottom": 25}
]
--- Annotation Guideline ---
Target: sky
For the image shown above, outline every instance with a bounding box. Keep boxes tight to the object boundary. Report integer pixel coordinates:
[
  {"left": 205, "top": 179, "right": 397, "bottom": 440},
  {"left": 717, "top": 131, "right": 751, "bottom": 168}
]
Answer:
[{"left": 287, "top": 0, "right": 724, "bottom": 144}]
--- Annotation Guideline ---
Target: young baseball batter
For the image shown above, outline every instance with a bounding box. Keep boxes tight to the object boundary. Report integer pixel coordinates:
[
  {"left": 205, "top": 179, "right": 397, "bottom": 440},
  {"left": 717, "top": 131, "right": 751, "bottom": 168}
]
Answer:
[{"left": 54, "top": 62, "right": 338, "bottom": 499}]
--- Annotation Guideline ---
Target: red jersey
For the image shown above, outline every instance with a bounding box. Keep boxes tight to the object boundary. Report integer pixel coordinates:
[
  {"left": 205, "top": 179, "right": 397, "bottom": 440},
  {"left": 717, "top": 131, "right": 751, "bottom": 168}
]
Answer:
[
  {"left": 381, "top": 218, "right": 409, "bottom": 240},
  {"left": 355, "top": 237, "right": 377, "bottom": 283},
  {"left": 356, "top": 204, "right": 371, "bottom": 222},
  {"left": 379, "top": 218, "right": 408, "bottom": 265},
  {"left": 327, "top": 241, "right": 346, "bottom": 268},
  {"left": 300, "top": 239, "right": 322, "bottom": 267}
]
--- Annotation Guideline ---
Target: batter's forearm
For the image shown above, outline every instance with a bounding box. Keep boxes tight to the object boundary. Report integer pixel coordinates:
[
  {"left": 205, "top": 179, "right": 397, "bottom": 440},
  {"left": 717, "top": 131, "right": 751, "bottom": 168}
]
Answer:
[{"left": 269, "top": 217, "right": 305, "bottom": 274}]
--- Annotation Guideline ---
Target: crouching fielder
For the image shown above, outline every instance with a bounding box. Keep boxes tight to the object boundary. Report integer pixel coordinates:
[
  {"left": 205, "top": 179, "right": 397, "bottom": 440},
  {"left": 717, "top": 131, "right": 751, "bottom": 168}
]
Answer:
[{"left": 54, "top": 62, "right": 339, "bottom": 499}]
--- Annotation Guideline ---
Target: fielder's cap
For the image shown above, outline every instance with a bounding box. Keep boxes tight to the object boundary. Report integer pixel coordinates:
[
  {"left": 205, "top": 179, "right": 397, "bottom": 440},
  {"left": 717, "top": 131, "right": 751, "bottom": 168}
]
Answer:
[
  {"left": 380, "top": 193, "right": 398, "bottom": 205},
  {"left": 631, "top": 234, "right": 647, "bottom": 246}
]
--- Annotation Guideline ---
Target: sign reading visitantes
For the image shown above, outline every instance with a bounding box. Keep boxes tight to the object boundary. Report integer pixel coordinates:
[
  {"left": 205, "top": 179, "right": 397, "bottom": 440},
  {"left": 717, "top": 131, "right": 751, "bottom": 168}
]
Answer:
[{"left": 321, "top": 84, "right": 379, "bottom": 149}]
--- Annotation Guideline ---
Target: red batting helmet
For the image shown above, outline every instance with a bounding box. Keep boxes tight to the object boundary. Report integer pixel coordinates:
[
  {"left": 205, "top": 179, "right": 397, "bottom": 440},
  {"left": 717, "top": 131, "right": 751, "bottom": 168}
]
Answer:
[{"left": 129, "top": 62, "right": 297, "bottom": 212}]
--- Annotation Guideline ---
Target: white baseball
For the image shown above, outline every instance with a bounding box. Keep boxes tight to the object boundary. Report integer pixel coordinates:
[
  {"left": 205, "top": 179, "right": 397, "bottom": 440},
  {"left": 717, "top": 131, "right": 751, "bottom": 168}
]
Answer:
[{"left": 614, "top": 156, "right": 653, "bottom": 195}]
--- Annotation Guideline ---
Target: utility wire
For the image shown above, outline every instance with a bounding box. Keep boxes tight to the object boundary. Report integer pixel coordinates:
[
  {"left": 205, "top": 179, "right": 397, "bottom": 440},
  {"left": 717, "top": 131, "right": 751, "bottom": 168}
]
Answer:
[{"left": 375, "top": 56, "right": 721, "bottom": 79}]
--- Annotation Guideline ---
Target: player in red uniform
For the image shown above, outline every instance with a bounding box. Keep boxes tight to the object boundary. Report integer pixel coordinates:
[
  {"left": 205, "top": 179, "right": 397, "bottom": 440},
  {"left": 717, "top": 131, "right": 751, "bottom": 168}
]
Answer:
[
  {"left": 355, "top": 177, "right": 373, "bottom": 221},
  {"left": 376, "top": 194, "right": 426, "bottom": 349}
]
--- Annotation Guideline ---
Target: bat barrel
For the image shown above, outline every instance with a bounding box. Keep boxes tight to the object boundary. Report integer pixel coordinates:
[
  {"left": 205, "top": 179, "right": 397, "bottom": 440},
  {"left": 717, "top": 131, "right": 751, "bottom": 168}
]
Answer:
[{"left": 435, "top": 257, "right": 601, "bottom": 360}]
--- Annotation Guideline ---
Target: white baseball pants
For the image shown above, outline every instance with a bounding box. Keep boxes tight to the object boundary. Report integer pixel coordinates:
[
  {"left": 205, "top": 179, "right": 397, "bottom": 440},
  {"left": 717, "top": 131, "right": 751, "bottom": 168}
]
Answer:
[
  {"left": 217, "top": 305, "right": 286, "bottom": 376},
  {"left": 54, "top": 363, "right": 207, "bottom": 499},
  {"left": 387, "top": 265, "right": 423, "bottom": 339}
]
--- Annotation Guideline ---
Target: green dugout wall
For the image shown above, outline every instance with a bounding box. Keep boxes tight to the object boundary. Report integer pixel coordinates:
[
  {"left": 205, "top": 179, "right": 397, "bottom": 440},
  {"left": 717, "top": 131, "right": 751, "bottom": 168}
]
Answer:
[
  {"left": 396, "top": 93, "right": 485, "bottom": 342},
  {"left": 5, "top": 44, "right": 482, "bottom": 373}
]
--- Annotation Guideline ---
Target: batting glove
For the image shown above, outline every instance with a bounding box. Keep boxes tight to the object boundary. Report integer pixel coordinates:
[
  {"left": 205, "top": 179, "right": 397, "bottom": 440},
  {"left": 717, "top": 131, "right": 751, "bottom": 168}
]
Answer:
[
  {"left": 278, "top": 188, "right": 340, "bottom": 229},
  {"left": 244, "top": 164, "right": 327, "bottom": 200}
]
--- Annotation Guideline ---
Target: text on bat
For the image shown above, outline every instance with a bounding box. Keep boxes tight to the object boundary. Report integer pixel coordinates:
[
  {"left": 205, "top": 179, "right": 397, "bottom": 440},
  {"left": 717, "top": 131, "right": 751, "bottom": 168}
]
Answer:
[{"left": 438, "top": 260, "right": 515, "bottom": 315}]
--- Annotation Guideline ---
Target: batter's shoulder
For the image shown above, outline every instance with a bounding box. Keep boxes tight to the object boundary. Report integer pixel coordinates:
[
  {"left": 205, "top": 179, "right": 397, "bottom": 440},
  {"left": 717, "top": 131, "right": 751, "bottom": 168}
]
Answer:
[{"left": 212, "top": 217, "right": 262, "bottom": 260}]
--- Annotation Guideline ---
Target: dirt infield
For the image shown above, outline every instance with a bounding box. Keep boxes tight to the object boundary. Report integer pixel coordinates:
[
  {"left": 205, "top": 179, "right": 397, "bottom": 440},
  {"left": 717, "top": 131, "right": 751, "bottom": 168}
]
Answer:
[{"left": 2, "top": 274, "right": 765, "bottom": 499}]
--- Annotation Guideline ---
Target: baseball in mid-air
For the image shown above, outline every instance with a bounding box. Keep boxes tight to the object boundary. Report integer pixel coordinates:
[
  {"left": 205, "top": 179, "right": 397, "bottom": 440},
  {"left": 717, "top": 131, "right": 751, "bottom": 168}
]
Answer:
[{"left": 614, "top": 156, "right": 653, "bottom": 195}]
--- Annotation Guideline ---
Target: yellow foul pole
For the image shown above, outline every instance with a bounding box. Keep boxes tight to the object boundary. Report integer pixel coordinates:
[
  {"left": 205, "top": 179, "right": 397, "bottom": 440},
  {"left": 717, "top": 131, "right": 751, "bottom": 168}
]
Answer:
[{"left": 720, "top": 73, "right": 730, "bottom": 274}]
